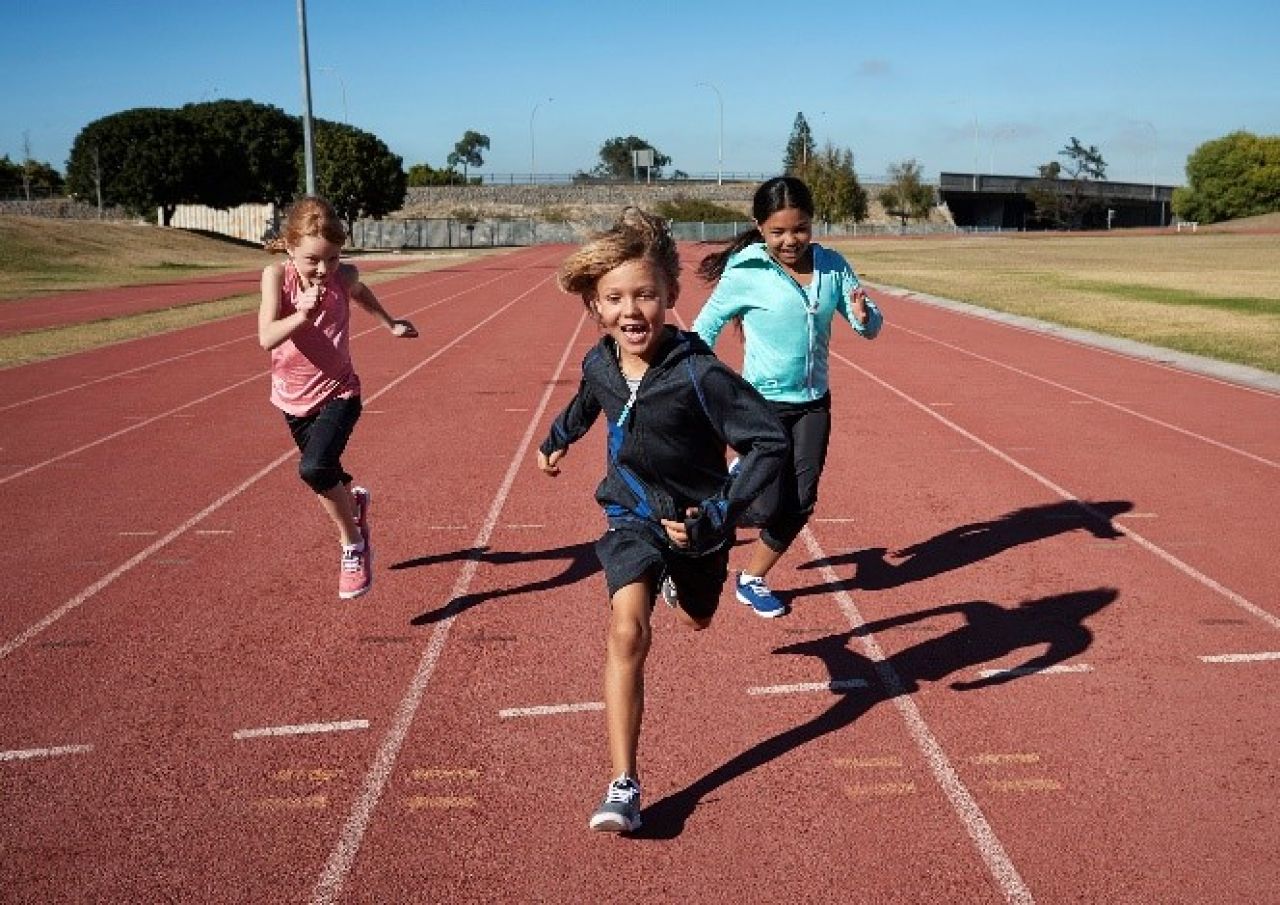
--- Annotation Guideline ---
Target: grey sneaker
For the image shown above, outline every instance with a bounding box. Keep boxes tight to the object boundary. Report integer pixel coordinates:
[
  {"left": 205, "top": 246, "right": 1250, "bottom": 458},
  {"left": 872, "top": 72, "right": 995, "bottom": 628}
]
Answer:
[
  {"left": 589, "top": 775, "right": 642, "bottom": 833},
  {"left": 659, "top": 573, "right": 679, "bottom": 609}
]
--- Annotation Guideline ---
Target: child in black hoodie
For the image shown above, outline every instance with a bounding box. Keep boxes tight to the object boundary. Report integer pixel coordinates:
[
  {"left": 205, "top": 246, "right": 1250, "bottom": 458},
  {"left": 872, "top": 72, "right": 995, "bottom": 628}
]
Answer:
[{"left": 538, "top": 208, "right": 788, "bottom": 833}]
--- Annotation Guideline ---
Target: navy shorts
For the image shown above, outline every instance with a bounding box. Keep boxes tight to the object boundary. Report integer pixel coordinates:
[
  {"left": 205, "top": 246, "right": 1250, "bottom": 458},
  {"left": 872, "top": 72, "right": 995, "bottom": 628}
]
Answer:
[{"left": 595, "top": 522, "right": 732, "bottom": 621}]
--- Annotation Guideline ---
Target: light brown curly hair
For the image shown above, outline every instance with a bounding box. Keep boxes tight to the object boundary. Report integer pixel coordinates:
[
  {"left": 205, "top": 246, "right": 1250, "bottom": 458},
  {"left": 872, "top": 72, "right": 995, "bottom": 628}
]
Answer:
[
  {"left": 557, "top": 207, "right": 680, "bottom": 311},
  {"left": 264, "top": 196, "right": 347, "bottom": 254}
]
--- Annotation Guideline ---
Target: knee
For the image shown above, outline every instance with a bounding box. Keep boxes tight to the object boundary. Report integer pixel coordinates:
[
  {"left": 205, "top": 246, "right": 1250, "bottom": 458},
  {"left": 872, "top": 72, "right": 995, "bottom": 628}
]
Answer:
[
  {"left": 298, "top": 460, "right": 339, "bottom": 493},
  {"left": 606, "top": 614, "right": 651, "bottom": 661}
]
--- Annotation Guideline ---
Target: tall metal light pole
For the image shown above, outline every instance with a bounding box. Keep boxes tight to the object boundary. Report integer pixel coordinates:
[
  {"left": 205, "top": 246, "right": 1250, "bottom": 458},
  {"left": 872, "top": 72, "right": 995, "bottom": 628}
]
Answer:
[
  {"left": 695, "top": 82, "right": 723, "bottom": 185},
  {"left": 296, "top": 0, "right": 316, "bottom": 194},
  {"left": 530, "top": 98, "right": 553, "bottom": 184},
  {"left": 319, "top": 66, "right": 348, "bottom": 123}
]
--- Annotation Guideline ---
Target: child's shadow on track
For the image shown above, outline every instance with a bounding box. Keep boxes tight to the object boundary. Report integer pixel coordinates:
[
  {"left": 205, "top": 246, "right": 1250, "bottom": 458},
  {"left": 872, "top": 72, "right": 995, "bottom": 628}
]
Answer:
[
  {"left": 636, "top": 586, "right": 1118, "bottom": 840},
  {"left": 790, "top": 499, "right": 1133, "bottom": 598},
  {"left": 389, "top": 542, "right": 600, "bottom": 625}
]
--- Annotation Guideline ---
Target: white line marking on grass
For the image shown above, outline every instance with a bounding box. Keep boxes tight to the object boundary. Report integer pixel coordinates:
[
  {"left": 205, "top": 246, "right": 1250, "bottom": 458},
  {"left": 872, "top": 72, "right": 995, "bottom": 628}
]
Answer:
[
  {"left": 834, "top": 350, "right": 1280, "bottom": 632},
  {"left": 747, "top": 679, "right": 869, "bottom": 696},
  {"left": 1199, "top": 651, "right": 1280, "bottom": 663},
  {"left": 799, "top": 526, "right": 1036, "bottom": 905},
  {"left": 311, "top": 262, "right": 575, "bottom": 905},
  {"left": 233, "top": 720, "right": 369, "bottom": 740},
  {"left": 0, "top": 744, "right": 93, "bottom": 761},
  {"left": 976, "top": 663, "right": 1093, "bottom": 679},
  {"left": 498, "top": 702, "right": 605, "bottom": 719},
  {"left": 890, "top": 323, "right": 1279, "bottom": 470}
]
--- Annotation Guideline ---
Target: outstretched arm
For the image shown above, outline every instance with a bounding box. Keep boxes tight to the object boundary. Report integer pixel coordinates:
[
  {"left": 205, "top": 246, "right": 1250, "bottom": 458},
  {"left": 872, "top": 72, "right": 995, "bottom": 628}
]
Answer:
[{"left": 345, "top": 265, "right": 418, "bottom": 337}]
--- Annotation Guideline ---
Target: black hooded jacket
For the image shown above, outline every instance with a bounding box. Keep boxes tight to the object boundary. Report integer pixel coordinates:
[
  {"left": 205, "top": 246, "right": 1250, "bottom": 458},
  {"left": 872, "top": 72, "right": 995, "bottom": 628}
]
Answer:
[{"left": 540, "top": 327, "right": 788, "bottom": 554}]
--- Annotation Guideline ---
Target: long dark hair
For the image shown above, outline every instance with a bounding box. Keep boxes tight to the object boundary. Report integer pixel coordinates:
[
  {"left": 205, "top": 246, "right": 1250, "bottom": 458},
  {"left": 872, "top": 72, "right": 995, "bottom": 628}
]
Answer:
[{"left": 697, "top": 176, "right": 815, "bottom": 282}]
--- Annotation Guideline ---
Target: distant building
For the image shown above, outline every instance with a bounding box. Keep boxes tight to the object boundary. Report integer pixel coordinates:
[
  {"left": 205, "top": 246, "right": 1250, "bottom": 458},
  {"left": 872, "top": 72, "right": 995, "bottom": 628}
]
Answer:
[{"left": 939, "top": 172, "right": 1176, "bottom": 230}]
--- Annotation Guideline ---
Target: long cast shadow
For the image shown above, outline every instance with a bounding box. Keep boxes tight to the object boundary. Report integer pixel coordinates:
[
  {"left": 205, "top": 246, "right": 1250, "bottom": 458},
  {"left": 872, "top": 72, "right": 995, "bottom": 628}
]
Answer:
[
  {"left": 636, "top": 586, "right": 1118, "bottom": 839},
  {"left": 389, "top": 541, "right": 600, "bottom": 625},
  {"left": 789, "top": 499, "right": 1133, "bottom": 599}
]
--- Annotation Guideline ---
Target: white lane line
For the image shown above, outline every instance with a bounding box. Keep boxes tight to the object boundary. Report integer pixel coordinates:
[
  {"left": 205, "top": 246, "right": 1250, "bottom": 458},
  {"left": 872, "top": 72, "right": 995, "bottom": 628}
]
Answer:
[
  {"left": 0, "top": 261, "right": 557, "bottom": 660},
  {"left": 835, "top": 349, "right": 1280, "bottom": 632},
  {"left": 498, "top": 702, "right": 605, "bottom": 719},
  {"left": 976, "top": 664, "right": 1093, "bottom": 679},
  {"left": 233, "top": 720, "right": 370, "bottom": 740},
  {"left": 799, "top": 527, "right": 1035, "bottom": 905},
  {"left": 0, "top": 744, "right": 93, "bottom": 762},
  {"left": 747, "top": 679, "right": 869, "bottom": 695},
  {"left": 889, "top": 322, "right": 1279, "bottom": 469},
  {"left": 1199, "top": 651, "right": 1280, "bottom": 663},
  {"left": 1, "top": 266, "right": 473, "bottom": 413},
  {"left": 312, "top": 263, "right": 572, "bottom": 905}
]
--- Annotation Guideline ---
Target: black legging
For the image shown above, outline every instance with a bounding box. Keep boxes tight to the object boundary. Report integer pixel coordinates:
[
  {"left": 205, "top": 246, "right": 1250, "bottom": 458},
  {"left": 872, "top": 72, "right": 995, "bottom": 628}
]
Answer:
[{"left": 751, "top": 393, "right": 832, "bottom": 553}]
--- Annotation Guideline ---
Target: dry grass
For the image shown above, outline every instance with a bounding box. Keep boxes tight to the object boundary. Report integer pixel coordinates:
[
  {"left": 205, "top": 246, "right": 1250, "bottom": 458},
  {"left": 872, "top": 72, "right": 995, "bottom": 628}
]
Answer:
[
  {"left": 828, "top": 231, "right": 1280, "bottom": 373},
  {"left": 0, "top": 215, "right": 269, "bottom": 300}
]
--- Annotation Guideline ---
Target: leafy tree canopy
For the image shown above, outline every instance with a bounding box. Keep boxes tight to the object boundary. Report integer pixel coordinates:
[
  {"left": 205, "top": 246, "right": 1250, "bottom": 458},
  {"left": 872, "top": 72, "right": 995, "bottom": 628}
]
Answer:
[
  {"left": 879, "top": 159, "right": 935, "bottom": 226},
  {"left": 65, "top": 108, "right": 217, "bottom": 223},
  {"left": 796, "top": 144, "right": 868, "bottom": 224},
  {"left": 447, "top": 130, "right": 490, "bottom": 180},
  {"left": 592, "top": 136, "right": 671, "bottom": 180},
  {"left": 1172, "top": 131, "right": 1280, "bottom": 224},
  {"left": 180, "top": 99, "right": 301, "bottom": 206},
  {"left": 783, "top": 112, "right": 816, "bottom": 173},
  {"left": 308, "top": 119, "right": 406, "bottom": 229},
  {"left": 407, "top": 161, "right": 461, "bottom": 186}
]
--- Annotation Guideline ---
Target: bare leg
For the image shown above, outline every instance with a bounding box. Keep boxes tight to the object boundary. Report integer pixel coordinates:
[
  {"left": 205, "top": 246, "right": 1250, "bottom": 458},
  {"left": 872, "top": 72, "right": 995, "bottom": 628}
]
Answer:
[
  {"left": 603, "top": 581, "right": 653, "bottom": 779},
  {"left": 317, "top": 482, "right": 360, "bottom": 546},
  {"left": 744, "top": 536, "right": 785, "bottom": 579}
]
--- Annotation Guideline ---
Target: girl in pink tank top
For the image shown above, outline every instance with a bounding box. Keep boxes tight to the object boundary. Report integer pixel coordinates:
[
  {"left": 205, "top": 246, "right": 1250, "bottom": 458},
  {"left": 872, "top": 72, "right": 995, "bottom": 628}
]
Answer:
[{"left": 258, "top": 196, "right": 418, "bottom": 600}]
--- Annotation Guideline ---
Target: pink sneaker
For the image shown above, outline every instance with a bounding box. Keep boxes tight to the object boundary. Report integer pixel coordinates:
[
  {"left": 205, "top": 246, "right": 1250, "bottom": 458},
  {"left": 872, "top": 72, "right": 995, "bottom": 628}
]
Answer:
[
  {"left": 338, "top": 543, "right": 372, "bottom": 599},
  {"left": 351, "top": 485, "right": 371, "bottom": 549}
]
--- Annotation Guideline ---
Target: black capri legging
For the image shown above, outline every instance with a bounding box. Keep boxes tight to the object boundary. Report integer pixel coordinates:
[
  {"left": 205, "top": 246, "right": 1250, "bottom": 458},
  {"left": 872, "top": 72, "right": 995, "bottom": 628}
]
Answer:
[
  {"left": 284, "top": 395, "right": 362, "bottom": 493},
  {"left": 749, "top": 393, "right": 832, "bottom": 553}
]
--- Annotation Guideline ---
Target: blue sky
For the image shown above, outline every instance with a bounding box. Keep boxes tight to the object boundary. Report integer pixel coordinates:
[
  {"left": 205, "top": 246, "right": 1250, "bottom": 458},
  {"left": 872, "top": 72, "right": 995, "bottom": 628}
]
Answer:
[{"left": 5, "top": 1, "right": 1277, "bottom": 187}]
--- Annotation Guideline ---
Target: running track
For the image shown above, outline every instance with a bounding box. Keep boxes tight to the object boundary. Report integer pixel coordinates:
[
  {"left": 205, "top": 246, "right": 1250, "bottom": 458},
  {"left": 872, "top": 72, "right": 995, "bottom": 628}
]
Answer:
[{"left": 1, "top": 245, "right": 1276, "bottom": 904}]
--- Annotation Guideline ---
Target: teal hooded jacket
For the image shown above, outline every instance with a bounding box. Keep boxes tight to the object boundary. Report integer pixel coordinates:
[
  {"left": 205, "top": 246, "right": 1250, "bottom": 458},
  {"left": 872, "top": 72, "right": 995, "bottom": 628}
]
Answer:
[{"left": 692, "top": 242, "right": 883, "bottom": 403}]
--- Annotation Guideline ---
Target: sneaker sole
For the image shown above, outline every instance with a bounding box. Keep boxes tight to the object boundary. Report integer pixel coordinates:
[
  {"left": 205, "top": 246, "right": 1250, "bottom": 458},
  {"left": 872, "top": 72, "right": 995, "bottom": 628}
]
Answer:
[
  {"left": 339, "top": 579, "right": 372, "bottom": 600},
  {"left": 588, "top": 813, "right": 641, "bottom": 833},
  {"left": 735, "top": 590, "right": 786, "bottom": 618}
]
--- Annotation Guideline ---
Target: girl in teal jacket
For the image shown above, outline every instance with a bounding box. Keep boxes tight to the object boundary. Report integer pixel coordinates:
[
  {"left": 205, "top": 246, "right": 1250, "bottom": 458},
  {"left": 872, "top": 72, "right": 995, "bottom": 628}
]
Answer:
[{"left": 693, "top": 176, "right": 883, "bottom": 617}]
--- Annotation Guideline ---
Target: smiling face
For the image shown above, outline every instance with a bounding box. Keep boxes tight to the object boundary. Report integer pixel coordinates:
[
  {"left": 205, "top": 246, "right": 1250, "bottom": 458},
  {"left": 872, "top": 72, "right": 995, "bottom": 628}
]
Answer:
[
  {"left": 287, "top": 234, "right": 343, "bottom": 287},
  {"left": 756, "top": 205, "right": 813, "bottom": 270},
  {"left": 591, "top": 258, "right": 673, "bottom": 369}
]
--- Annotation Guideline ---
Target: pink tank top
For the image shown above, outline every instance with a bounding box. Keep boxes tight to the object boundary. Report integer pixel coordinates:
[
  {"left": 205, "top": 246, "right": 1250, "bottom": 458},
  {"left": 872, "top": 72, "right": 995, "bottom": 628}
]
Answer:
[{"left": 269, "top": 261, "right": 361, "bottom": 416}]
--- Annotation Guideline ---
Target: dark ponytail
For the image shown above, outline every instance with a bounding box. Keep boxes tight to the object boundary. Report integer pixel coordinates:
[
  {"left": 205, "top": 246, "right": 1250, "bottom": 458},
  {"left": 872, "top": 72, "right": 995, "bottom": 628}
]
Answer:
[{"left": 697, "top": 175, "right": 815, "bottom": 282}]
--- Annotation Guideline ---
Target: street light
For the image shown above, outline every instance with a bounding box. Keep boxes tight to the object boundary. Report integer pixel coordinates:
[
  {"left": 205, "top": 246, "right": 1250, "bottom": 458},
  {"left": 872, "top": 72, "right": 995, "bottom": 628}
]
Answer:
[
  {"left": 695, "top": 82, "right": 723, "bottom": 185},
  {"left": 530, "top": 98, "right": 553, "bottom": 184},
  {"left": 318, "top": 67, "right": 348, "bottom": 123}
]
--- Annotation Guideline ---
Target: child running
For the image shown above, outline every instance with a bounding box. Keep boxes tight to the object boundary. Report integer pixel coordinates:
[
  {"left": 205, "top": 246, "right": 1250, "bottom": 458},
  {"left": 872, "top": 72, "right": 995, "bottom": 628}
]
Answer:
[
  {"left": 537, "top": 207, "right": 787, "bottom": 832},
  {"left": 693, "top": 176, "right": 883, "bottom": 618},
  {"left": 258, "top": 195, "right": 418, "bottom": 600}
]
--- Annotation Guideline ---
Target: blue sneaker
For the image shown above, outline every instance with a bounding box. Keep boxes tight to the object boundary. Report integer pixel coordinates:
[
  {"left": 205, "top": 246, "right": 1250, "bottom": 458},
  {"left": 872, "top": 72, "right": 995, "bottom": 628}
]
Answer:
[
  {"left": 589, "top": 775, "right": 642, "bottom": 832},
  {"left": 736, "top": 574, "right": 786, "bottom": 618}
]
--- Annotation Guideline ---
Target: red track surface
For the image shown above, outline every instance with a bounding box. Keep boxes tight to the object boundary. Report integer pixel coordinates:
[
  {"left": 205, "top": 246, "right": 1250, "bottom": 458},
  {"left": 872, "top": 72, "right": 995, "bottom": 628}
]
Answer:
[
  {"left": 1, "top": 246, "right": 1276, "bottom": 904},
  {"left": 0, "top": 258, "right": 406, "bottom": 336}
]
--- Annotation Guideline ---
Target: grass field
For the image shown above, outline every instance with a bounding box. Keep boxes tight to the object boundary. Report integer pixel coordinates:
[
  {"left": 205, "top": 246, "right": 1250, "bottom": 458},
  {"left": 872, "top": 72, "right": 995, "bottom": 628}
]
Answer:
[
  {"left": 828, "top": 225, "right": 1280, "bottom": 374},
  {"left": 3, "top": 214, "right": 1279, "bottom": 375}
]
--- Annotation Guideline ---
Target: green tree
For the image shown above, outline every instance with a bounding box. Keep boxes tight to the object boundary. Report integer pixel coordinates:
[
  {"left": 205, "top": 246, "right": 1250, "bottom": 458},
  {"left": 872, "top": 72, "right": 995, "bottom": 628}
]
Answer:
[
  {"left": 783, "top": 112, "right": 816, "bottom": 173},
  {"left": 1057, "top": 136, "right": 1107, "bottom": 229},
  {"left": 798, "top": 144, "right": 868, "bottom": 224},
  {"left": 65, "top": 108, "right": 216, "bottom": 224},
  {"left": 446, "top": 130, "right": 490, "bottom": 182},
  {"left": 592, "top": 136, "right": 671, "bottom": 181},
  {"left": 407, "top": 161, "right": 460, "bottom": 186},
  {"left": 0, "top": 154, "right": 63, "bottom": 198},
  {"left": 181, "top": 99, "right": 301, "bottom": 207},
  {"left": 1026, "top": 160, "right": 1067, "bottom": 228},
  {"left": 1172, "top": 131, "right": 1280, "bottom": 224},
  {"left": 308, "top": 119, "right": 406, "bottom": 232},
  {"left": 879, "top": 159, "right": 935, "bottom": 227}
]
